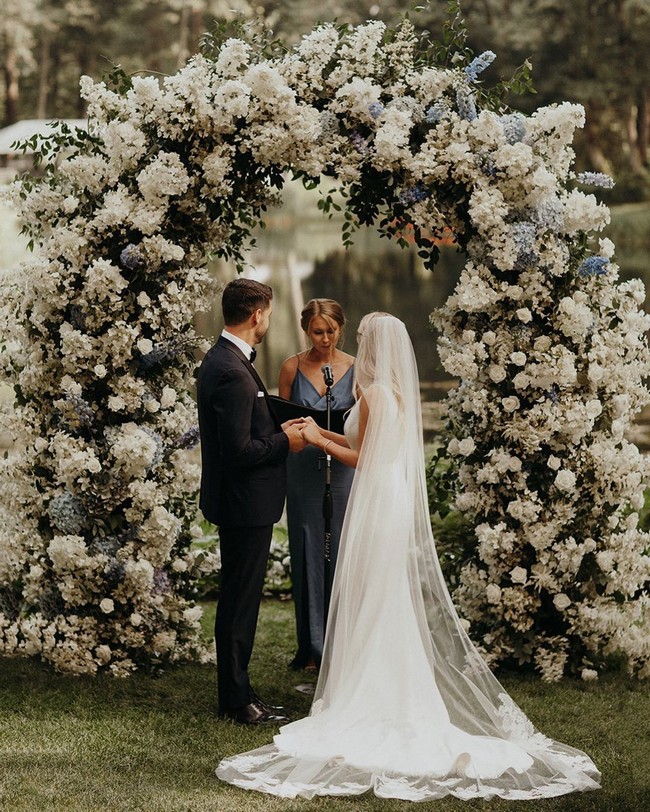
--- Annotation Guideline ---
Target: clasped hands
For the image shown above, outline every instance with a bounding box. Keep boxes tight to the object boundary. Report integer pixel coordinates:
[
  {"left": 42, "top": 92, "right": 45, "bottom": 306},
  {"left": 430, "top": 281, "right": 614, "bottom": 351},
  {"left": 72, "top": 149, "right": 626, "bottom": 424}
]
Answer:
[{"left": 282, "top": 416, "right": 323, "bottom": 452}]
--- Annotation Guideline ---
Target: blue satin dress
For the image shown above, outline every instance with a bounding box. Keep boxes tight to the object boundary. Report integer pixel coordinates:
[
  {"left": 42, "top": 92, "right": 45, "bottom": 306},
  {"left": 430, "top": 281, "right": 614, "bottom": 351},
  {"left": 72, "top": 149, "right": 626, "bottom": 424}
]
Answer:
[{"left": 286, "top": 365, "right": 355, "bottom": 668}]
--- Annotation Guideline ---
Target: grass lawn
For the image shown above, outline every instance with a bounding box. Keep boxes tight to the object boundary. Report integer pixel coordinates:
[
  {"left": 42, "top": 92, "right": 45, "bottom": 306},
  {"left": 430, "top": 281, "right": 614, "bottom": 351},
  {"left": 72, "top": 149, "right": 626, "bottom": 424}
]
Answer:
[{"left": 0, "top": 599, "right": 648, "bottom": 812}]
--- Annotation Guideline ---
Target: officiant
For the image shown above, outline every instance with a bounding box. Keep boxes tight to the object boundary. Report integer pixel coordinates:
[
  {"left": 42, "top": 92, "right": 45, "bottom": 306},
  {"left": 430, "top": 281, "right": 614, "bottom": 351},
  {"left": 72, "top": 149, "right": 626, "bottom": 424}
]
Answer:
[{"left": 277, "top": 299, "right": 355, "bottom": 673}]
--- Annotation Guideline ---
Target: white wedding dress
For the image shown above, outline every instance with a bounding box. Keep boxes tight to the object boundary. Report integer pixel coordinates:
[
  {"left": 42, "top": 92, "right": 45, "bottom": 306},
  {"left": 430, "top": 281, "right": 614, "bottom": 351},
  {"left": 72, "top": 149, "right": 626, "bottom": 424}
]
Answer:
[{"left": 217, "top": 315, "right": 601, "bottom": 801}]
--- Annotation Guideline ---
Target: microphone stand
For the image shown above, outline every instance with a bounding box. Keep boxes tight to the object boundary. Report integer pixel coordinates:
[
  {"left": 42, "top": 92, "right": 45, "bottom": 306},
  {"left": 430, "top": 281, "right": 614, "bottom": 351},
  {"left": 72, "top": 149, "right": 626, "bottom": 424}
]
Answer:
[{"left": 319, "top": 368, "right": 334, "bottom": 638}]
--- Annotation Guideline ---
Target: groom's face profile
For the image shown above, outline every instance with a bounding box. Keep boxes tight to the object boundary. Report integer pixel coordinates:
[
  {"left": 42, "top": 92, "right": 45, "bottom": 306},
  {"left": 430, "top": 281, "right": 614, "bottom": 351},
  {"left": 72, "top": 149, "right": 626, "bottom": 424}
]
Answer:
[{"left": 254, "top": 303, "right": 272, "bottom": 344}]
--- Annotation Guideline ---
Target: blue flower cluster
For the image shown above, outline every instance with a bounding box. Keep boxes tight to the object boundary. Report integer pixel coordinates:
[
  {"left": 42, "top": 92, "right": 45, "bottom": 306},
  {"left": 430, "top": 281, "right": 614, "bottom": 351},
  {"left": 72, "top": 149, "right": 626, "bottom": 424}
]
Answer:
[
  {"left": 578, "top": 256, "right": 610, "bottom": 277},
  {"left": 464, "top": 51, "right": 496, "bottom": 82},
  {"left": 398, "top": 185, "right": 429, "bottom": 206},
  {"left": 48, "top": 492, "right": 88, "bottom": 535},
  {"left": 576, "top": 172, "right": 615, "bottom": 189},
  {"left": 138, "top": 338, "right": 192, "bottom": 373},
  {"left": 368, "top": 101, "right": 384, "bottom": 119},
  {"left": 350, "top": 131, "right": 369, "bottom": 155},
  {"left": 119, "top": 243, "right": 146, "bottom": 271},
  {"left": 153, "top": 568, "right": 172, "bottom": 595},
  {"left": 511, "top": 221, "right": 538, "bottom": 269},
  {"left": 425, "top": 100, "right": 449, "bottom": 125},
  {"left": 173, "top": 425, "right": 200, "bottom": 450},
  {"left": 142, "top": 426, "right": 165, "bottom": 469},
  {"left": 456, "top": 85, "right": 477, "bottom": 122},
  {"left": 62, "top": 393, "right": 94, "bottom": 429},
  {"left": 500, "top": 113, "right": 526, "bottom": 145},
  {"left": 530, "top": 198, "right": 564, "bottom": 232}
]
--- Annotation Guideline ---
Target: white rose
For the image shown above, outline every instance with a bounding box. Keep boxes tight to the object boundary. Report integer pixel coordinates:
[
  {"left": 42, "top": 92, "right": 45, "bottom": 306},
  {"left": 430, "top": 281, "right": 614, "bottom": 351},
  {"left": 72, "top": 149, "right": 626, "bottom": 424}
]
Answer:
[
  {"left": 482, "top": 331, "right": 496, "bottom": 346},
  {"left": 130, "top": 612, "right": 143, "bottom": 626},
  {"left": 137, "top": 338, "right": 154, "bottom": 354},
  {"left": 516, "top": 308, "right": 532, "bottom": 323},
  {"left": 553, "top": 593, "right": 571, "bottom": 611},
  {"left": 489, "top": 365, "right": 506, "bottom": 383},
  {"left": 534, "top": 336, "right": 552, "bottom": 352},
  {"left": 96, "top": 645, "right": 112, "bottom": 664},
  {"left": 502, "top": 396, "right": 520, "bottom": 412},
  {"left": 100, "top": 598, "right": 114, "bottom": 614},
  {"left": 510, "top": 351, "right": 526, "bottom": 366},
  {"left": 145, "top": 398, "right": 160, "bottom": 413},
  {"left": 547, "top": 455, "right": 562, "bottom": 471},
  {"left": 160, "top": 386, "right": 177, "bottom": 409},
  {"left": 93, "top": 364, "right": 107, "bottom": 378},
  {"left": 458, "top": 438, "right": 476, "bottom": 456},
  {"left": 172, "top": 559, "right": 189, "bottom": 572},
  {"left": 554, "top": 469, "right": 576, "bottom": 492},
  {"left": 183, "top": 606, "right": 203, "bottom": 623},
  {"left": 510, "top": 566, "right": 528, "bottom": 585},
  {"left": 486, "top": 583, "right": 502, "bottom": 604},
  {"left": 447, "top": 438, "right": 460, "bottom": 455},
  {"left": 581, "top": 668, "right": 598, "bottom": 682}
]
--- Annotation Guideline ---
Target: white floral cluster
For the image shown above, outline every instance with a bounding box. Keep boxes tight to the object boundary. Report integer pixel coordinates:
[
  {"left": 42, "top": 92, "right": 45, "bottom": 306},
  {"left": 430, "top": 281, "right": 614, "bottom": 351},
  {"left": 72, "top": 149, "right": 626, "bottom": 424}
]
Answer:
[
  {"left": 429, "top": 107, "right": 650, "bottom": 679},
  {"left": 1, "top": 17, "right": 647, "bottom": 677}
]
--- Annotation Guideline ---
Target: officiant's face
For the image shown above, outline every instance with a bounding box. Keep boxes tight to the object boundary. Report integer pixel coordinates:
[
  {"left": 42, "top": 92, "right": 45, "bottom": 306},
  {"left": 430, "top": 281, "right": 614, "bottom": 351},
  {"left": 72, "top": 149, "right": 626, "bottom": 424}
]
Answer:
[
  {"left": 307, "top": 316, "right": 340, "bottom": 352},
  {"left": 254, "top": 303, "right": 272, "bottom": 344}
]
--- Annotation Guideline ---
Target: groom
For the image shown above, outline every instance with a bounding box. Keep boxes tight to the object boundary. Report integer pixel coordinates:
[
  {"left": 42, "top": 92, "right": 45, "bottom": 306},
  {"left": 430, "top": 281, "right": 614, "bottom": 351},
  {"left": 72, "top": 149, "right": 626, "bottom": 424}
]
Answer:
[{"left": 197, "top": 277, "right": 305, "bottom": 724}]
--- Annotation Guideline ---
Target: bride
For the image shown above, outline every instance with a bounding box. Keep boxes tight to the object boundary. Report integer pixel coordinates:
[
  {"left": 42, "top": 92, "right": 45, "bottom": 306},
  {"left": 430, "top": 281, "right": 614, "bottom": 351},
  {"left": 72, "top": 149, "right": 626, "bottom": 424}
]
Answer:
[{"left": 216, "top": 312, "right": 601, "bottom": 801}]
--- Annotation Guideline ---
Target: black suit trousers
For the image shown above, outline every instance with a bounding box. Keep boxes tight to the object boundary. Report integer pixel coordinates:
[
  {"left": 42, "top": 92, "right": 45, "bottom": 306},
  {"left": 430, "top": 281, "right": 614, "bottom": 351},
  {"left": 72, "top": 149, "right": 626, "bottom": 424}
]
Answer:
[{"left": 215, "top": 524, "right": 273, "bottom": 711}]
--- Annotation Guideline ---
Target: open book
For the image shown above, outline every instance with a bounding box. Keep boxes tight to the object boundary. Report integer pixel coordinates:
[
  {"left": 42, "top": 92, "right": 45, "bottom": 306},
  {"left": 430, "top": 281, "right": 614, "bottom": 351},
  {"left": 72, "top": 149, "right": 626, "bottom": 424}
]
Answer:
[{"left": 268, "top": 395, "right": 348, "bottom": 434}]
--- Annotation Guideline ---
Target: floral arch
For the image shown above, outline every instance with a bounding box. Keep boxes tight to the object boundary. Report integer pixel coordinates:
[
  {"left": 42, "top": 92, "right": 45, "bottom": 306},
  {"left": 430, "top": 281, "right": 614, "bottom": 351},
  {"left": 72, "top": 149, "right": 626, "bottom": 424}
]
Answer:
[{"left": 1, "top": 16, "right": 649, "bottom": 679}]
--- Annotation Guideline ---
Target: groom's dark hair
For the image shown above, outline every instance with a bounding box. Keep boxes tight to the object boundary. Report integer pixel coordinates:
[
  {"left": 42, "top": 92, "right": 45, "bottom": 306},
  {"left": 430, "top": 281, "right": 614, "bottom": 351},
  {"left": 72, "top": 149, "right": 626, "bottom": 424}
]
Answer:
[{"left": 222, "top": 278, "right": 273, "bottom": 326}]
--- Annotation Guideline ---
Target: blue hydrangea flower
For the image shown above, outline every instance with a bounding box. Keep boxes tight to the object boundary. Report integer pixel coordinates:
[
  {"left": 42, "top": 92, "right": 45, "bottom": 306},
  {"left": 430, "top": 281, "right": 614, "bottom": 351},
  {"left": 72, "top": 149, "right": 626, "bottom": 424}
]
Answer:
[
  {"left": 576, "top": 172, "right": 615, "bottom": 189},
  {"left": 173, "top": 425, "right": 200, "bottom": 450},
  {"left": 48, "top": 492, "right": 88, "bottom": 535},
  {"left": 511, "top": 221, "right": 537, "bottom": 254},
  {"left": 398, "top": 185, "right": 429, "bottom": 206},
  {"left": 578, "top": 256, "right": 610, "bottom": 277},
  {"left": 142, "top": 427, "right": 165, "bottom": 469},
  {"left": 119, "top": 243, "right": 146, "bottom": 271},
  {"left": 61, "top": 393, "right": 94, "bottom": 428},
  {"left": 425, "top": 100, "right": 450, "bottom": 125},
  {"left": 530, "top": 198, "right": 564, "bottom": 231},
  {"left": 465, "top": 51, "right": 496, "bottom": 82},
  {"left": 456, "top": 85, "right": 477, "bottom": 121},
  {"left": 368, "top": 101, "right": 384, "bottom": 119},
  {"left": 500, "top": 113, "right": 526, "bottom": 144},
  {"left": 350, "top": 131, "right": 369, "bottom": 155}
]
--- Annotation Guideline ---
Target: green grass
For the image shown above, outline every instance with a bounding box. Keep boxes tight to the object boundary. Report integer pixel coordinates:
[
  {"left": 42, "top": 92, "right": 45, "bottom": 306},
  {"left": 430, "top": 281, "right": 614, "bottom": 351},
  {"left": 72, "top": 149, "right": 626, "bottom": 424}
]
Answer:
[{"left": 1, "top": 600, "right": 649, "bottom": 812}]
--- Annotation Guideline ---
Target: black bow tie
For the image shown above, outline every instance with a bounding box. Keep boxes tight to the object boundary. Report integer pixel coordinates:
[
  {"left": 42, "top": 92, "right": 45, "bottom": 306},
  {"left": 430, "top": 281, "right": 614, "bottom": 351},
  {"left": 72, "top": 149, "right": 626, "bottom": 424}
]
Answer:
[{"left": 249, "top": 348, "right": 257, "bottom": 363}]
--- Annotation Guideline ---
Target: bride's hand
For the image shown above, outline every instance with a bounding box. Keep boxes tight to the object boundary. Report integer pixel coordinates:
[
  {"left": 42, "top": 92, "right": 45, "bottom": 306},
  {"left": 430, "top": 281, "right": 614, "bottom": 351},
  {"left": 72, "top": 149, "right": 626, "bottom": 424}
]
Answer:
[{"left": 300, "top": 421, "right": 323, "bottom": 446}]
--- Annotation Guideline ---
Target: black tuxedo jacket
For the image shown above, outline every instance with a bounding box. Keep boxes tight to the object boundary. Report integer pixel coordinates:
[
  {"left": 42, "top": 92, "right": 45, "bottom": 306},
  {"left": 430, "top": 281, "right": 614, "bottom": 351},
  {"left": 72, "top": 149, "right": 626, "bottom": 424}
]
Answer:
[{"left": 196, "top": 336, "right": 289, "bottom": 527}]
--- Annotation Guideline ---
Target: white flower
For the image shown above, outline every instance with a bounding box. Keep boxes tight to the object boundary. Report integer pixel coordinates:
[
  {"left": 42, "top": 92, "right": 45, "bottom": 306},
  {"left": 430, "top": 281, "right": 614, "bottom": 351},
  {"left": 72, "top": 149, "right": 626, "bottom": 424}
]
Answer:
[
  {"left": 510, "top": 567, "right": 528, "bottom": 585},
  {"left": 547, "top": 455, "right": 562, "bottom": 471},
  {"left": 501, "top": 396, "right": 520, "bottom": 412},
  {"left": 516, "top": 308, "right": 532, "bottom": 323},
  {"left": 510, "top": 351, "right": 526, "bottom": 366},
  {"left": 553, "top": 593, "right": 571, "bottom": 611},
  {"left": 458, "top": 438, "right": 476, "bottom": 455},
  {"left": 130, "top": 613, "right": 143, "bottom": 626},
  {"left": 486, "top": 583, "right": 502, "bottom": 604},
  {"left": 100, "top": 598, "right": 115, "bottom": 614},
  {"left": 581, "top": 668, "right": 598, "bottom": 682},
  {"left": 554, "top": 469, "right": 576, "bottom": 492}
]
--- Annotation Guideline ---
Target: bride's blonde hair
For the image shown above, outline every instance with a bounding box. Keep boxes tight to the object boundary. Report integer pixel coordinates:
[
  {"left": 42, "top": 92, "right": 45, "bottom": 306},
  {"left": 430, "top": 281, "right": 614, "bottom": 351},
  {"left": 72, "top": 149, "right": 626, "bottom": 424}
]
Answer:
[{"left": 355, "top": 312, "right": 408, "bottom": 406}]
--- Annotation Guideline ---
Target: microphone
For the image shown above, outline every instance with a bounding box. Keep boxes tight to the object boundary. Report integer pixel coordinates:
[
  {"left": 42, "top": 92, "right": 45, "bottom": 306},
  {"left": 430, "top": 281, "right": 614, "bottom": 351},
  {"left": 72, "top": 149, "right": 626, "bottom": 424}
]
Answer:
[{"left": 321, "top": 364, "right": 334, "bottom": 387}]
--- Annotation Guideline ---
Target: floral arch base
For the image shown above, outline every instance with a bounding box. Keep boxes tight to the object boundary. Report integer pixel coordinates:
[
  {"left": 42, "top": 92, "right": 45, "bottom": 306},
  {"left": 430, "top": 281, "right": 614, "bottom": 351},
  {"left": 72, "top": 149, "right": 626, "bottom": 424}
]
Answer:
[{"left": 1, "top": 17, "right": 649, "bottom": 679}]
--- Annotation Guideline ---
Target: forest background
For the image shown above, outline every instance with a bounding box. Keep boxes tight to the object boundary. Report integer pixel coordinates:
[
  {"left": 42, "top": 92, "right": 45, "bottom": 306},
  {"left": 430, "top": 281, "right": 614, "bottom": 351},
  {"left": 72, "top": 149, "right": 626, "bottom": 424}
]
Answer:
[{"left": 1, "top": 0, "right": 649, "bottom": 205}]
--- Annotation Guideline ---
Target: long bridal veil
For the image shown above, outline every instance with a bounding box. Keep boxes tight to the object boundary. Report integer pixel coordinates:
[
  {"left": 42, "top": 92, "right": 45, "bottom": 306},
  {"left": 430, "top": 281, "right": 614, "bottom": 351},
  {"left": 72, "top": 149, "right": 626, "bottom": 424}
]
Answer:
[{"left": 217, "top": 314, "right": 601, "bottom": 801}]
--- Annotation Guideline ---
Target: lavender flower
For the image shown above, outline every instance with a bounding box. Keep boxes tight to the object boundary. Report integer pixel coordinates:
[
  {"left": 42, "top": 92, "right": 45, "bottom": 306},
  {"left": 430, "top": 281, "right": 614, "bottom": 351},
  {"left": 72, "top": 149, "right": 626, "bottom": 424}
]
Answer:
[
  {"left": 578, "top": 256, "right": 610, "bottom": 277},
  {"left": 137, "top": 337, "right": 195, "bottom": 374},
  {"left": 350, "top": 131, "right": 369, "bottom": 155},
  {"left": 456, "top": 85, "right": 477, "bottom": 122},
  {"left": 425, "top": 100, "right": 450, "bottom": 125},
  {"left": 119, "top": 243, "right": 146, "bottom": 271},
  {"left": 530, "top": 198, "right": 564, "bottom": 231},
  {"left": 153, "top": 568, "right": 172, "bottom": 595},
  {"left": 173, "top": 425, "right": 200, "bottom": 450},
  {"left": 500, "top": 113, "right": 526, "bottom": 145},
  {"left": 368, "top": 101, "right": 384, "bottom": 119},
  {"left": 91, "top": 536, "right": 121, "bottom": 557},
  {"left": 465, "top": 51, "right": 496, "bottom": 82},
  {"left": 48, "top": 492, "right": 88, "bottom": 535},
  {"left": 60, "top": 393, "right": 95, "bottom": 429},
  {"left": 398, "top": 185, "right": 429, "bottom": 206},
  {"left": 576, "top": 172, "right": 615, "bottom": 189}
]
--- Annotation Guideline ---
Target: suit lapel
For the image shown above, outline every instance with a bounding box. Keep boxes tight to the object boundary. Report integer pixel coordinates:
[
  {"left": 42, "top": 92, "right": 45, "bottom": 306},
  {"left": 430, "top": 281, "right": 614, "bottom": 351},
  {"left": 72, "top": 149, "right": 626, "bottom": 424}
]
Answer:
[{"left": 217, "top": 336, "right": 280, "bottom": 427}]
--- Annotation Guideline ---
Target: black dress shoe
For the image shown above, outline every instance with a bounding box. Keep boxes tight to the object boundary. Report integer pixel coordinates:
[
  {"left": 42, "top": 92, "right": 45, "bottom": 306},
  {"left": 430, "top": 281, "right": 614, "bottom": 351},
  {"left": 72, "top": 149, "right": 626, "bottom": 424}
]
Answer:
[
  {"left": 220, "top": 700, "right": 289, "bottom": 725},
  {"left": 252, "top": 692, "right": 288, "bottom": 717}
]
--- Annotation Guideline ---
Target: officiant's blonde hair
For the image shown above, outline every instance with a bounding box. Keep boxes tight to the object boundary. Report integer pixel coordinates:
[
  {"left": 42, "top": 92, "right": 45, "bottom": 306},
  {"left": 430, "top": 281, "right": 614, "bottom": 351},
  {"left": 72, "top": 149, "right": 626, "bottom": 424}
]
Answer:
[{"left": 300, "top": 298, "right": 346, "bottom": 343}]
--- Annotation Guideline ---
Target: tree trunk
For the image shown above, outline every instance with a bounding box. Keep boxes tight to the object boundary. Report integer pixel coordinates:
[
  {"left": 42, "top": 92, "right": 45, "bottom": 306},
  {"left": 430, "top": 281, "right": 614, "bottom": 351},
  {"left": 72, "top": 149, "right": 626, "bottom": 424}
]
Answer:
[
  {"left": 36, "top": 32, "right": 50, "bottom": 120},
  {"left": 3, "top": 46, "right": 20, "bottom": 126}
]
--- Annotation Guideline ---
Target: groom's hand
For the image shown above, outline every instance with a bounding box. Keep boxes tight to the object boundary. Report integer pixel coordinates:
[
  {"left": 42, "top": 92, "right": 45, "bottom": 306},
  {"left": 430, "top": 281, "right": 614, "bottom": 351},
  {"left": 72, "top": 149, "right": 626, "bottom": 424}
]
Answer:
[{"left": 284, "top": 422, "right": 307, "bottom": 452}]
